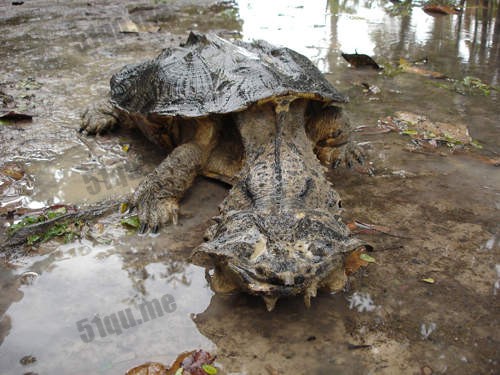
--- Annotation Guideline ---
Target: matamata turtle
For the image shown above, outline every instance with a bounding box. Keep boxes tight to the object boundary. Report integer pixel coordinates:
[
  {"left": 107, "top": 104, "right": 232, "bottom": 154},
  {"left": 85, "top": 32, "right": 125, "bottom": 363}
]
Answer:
[{"left": 81, "top": 32, "right": 368, "bottom": 310}]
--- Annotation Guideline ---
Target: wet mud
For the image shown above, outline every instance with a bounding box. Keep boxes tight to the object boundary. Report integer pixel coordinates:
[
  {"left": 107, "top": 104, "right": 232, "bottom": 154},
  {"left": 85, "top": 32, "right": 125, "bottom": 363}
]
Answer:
[{"left": 0, "top": 0, "right": 499, "bottom": 374}]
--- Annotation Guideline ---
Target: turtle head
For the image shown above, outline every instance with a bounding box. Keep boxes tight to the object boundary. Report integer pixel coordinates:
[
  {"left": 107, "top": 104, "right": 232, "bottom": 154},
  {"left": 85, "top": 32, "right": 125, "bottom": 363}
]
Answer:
[{"left": 190, "top": 209, "right": 366, "bottom": 311}]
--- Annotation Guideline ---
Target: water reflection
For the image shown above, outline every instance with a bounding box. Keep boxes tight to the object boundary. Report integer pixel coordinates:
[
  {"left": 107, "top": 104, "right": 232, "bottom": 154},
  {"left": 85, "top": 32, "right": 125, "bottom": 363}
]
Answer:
[
  {"left": 0, "top": 179, "right": 226, "bottom": 374},
  {"left": 236, "top": 0, "right": 499, "bottom": 84}
]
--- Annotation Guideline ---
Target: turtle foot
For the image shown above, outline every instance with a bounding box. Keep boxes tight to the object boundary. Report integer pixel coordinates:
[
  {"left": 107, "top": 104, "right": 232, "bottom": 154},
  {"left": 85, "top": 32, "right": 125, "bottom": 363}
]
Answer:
[
  {"left": 80, "top": 101, "right": 118, "bottom": 135},
  {"left": 130, "top": 177, "right": 180, "bottom": 234}
]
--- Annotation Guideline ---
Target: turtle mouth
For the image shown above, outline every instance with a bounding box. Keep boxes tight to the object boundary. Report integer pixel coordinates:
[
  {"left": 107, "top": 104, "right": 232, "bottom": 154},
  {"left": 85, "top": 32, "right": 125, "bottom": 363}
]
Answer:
[
  {"left": 191, "top": 209, "right": 368, "bottom": 311},
  {"left": 203, "top": 254, "right": 348, "bottom": 311}
]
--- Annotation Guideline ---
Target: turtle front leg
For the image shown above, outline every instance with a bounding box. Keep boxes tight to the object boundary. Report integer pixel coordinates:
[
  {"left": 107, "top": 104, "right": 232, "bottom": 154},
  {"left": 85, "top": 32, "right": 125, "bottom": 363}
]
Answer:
[
  {"left": 130, "top": 119, "right": 219, "bottom": 234},
  {"left": 306, "top": 106, "right": 365, "bottom": 169},
  {"left": 80, "top": 100, "right": 119, "bottom": 135}
]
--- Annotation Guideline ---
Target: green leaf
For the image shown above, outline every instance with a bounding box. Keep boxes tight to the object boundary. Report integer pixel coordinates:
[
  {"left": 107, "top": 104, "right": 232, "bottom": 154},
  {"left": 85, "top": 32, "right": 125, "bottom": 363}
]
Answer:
[
  {"left": 121, "top": 216, "right": 140, "bottom": 229},
  {"left": 359, "top": 253, "right": 376, "bottom": 263},
  {"left": 202, "top": 364, "right": 217, "bottom": 375},
  {"left": 46, "top": 206, "right": 67, "bottom": 219},
  {"left": 64, "top": 231, "right": 77, "bottom": 243},
  {"left": 27, "top": 234, "right": 41, "bottom": 245},
  {"left": 8, "top": 215, "right": 44, "bottom": 234},
  {"left": 401, "top": 129, "right": 418, "bottom": 136},
  {"left": 471, "top": 140, "right": 483, "bottom": 149}
]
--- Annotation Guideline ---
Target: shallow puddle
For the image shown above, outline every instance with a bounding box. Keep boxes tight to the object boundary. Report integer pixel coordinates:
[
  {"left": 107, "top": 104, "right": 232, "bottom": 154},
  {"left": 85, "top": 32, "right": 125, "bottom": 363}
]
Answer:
[{"left": 0, "top": 0, "right": 499, "bottom": 374}]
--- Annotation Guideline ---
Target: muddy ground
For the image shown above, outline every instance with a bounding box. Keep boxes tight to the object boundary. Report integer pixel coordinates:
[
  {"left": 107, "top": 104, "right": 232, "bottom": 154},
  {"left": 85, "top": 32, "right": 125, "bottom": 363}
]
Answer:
[{"left": 0, "top": 0, "right": 499, "bottom": 374}]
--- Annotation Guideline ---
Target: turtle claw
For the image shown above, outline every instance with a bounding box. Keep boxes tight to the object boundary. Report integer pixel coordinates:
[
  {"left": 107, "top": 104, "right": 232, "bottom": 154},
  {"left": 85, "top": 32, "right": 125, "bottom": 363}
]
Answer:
[
  {"left": 263, "top": 296, "right": 278, "bottom": 312},
  {"left": 138, "top": 223, "right": 148, "bottom": 235},
  {"left": 80, "top": 101, "right": 118, "bottom": 135},
  {"left": 303, "top": 283, "right": 318, "bottom": 308},
  {"left": 341, "top": 142, "right": 366, "bottom": 169},
  {"left": 130, "top": 175, "right": 181, "bottom": 234}
]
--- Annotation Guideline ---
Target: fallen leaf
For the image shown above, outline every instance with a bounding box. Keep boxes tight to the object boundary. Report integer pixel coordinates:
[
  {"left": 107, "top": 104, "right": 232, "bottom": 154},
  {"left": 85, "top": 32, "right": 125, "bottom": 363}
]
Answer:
[
  {"left": 119, "top": 20, "right": 139, "bottom": 33},
  {"left": 341, "top": 52, "right": 381, "bottom": 70},
  {"left": 347, "top": 221, "right": 358, "bottom": 231},
  {"left": 423, "top": 4, "right": 459, "bottom": 15},
  {"left": 126, "top": 362, "right": 167, "bottom": 375},
  {"left": 399, "top": 58, "right": 447, "bottom": 79},
  {"left": 122, "top": 144, "right": 130, "bottom": 152},
  {"left": 167, "top": 352, "right": 193, "bottom": 375},
  {"left": 401, "top": 129, "right": 419, "bottom": 136},
  {"left": 421, "top": 277, "right": 435, "bottom": 284},
  {"left": 1, "top": 163, "right": 25, "bottom": 180},
  {"left": 201, "top": 364, "right": 217, "bottom": 374},
  {"left": 345, "top": 247, "right": 369, "bottom": 275},
  {"left": 360, "top": 253, "right": 376, "bottom": 263},
  {"left": 402, "top": 65, "right": 447, "bottom": 79},
  {"left": 121, "top": 215, "right": 140, "bottom": 229},
  {"left": 0, "top": 110, "right": 33, "bottom": 121},
  {"left": 449, "top": 76, "right": 498, "bottom": 96},
  {"left": 120, "top": 202, "right": 129, "bottom": 214},
  {"left": 167, "top": 350, "right": 216, "bottom": 375},
  {"left": 119, "top": 20, "right": 160, "bottom": 33}
]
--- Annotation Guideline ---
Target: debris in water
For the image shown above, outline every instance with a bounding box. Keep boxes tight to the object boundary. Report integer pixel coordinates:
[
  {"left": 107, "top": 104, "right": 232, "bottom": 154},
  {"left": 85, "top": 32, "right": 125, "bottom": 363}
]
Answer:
[
  {"left": 125, "top": 362, "right": 167, "bottom": 375},
  {"left": 341, "top": 52, "right": 381, "bottom": 70},
  {"left": 126, "top": 350, "right": 216, "bottom": 375},
  {"left": 448, "top": 76, "right": 498, "bottom": 96},
  {"left": 399, "top": 58, "right": 447, "bottom": 79},
  {"left": 119, "top": 20, "right": 160, "bottom": 33},
  {"left": 348, "top": 292, "right": 377, "bottom": 312},
  {"left": 361, "top": 82, "right": 381, "bottom": 95},
  {"left": 379, "top": 112, "right": 473, "bottom": 148},
  {"left": 423, "top": 3, "right": 460, "bottom": 15},
  {"left": 19, "top": 271, "right": 39, "bottom": 285},
  {"left": 1, "top": 162, "right": 25, "bottom": 180},
  {"left": 168, "top": 349, "right": 216, "bottom": 375},
  {"left": 420, "top": 322, "right": 436, "bottom": 339},
  {"left": 19, "top": 355, "right": 36, "bottom": 365}
]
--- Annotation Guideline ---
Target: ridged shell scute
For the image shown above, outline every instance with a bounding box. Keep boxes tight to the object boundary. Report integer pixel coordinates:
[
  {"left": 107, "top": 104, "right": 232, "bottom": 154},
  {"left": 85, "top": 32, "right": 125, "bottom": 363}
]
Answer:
[{"left": 110, "top": 32, "right": 347, "bottom": 119}]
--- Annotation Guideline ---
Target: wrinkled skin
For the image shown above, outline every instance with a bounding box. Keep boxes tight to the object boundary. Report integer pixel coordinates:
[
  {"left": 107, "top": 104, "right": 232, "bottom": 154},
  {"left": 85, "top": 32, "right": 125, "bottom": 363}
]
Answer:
[
  {"left": 80, "top": 34, "right": 367, "bottom": 310},
  {"left": 190, "top": 99, "right": 366, "bottom": 310}
]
